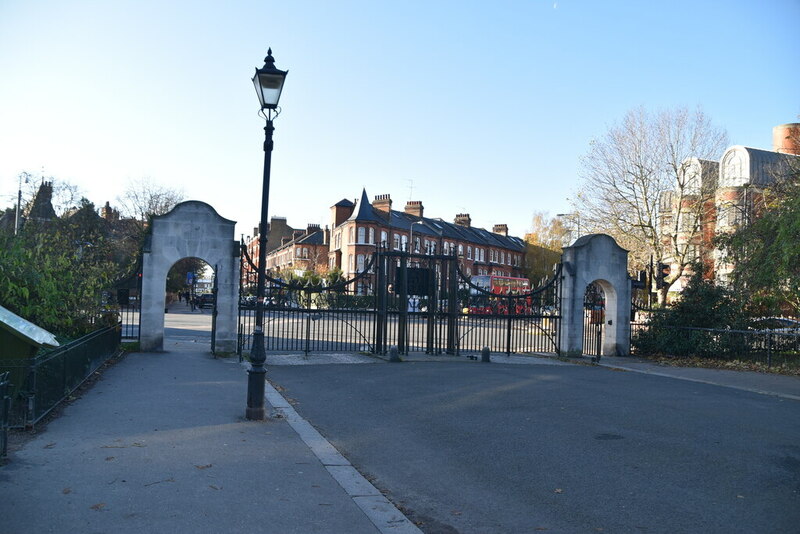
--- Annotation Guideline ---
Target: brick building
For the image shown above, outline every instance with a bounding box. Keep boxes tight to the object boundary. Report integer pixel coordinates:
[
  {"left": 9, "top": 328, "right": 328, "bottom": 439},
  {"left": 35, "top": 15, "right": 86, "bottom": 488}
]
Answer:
[
  {"left": 659, "top": 122, "right": 800, "bottom": 295},
  {"left": 247, "top": 190, "right": 528, "bottom": 292},
  {"left": 329, "top": 190, "right": 526, "bottom": 287}
]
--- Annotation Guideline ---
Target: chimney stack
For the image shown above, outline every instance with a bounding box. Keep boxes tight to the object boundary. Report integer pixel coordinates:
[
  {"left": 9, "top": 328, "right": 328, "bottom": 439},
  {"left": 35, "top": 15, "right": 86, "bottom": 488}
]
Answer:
[
  {"left": 372, "top": 194, "right": 392, "bottom": 220},
  {"left": 454, "top": 213, "right": 471, "bottom": 227},
  {"left": 306, "top": 223, "right": 321, "bottom": 235},
  {"left": 404, "top": 200, "right": 424, "bottom": 218},
  {"left": 492, "top": 224, "right": 508, "bottom": 237}
]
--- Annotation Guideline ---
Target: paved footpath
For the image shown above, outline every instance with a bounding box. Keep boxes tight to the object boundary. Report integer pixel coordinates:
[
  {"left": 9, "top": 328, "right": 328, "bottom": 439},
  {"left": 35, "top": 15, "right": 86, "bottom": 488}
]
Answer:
[
  {"left": 2, "top": 312, "right": 798, "bottom": 534},
  {"left": 0, "top": 341, "right": 419, "bottom": 534}
]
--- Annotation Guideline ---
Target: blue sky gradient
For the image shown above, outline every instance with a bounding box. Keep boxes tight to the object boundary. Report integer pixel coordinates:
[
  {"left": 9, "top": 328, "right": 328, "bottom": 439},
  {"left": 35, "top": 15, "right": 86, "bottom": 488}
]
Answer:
[{"left": 1, "top": 1, "right": 798, "bottom": 238}]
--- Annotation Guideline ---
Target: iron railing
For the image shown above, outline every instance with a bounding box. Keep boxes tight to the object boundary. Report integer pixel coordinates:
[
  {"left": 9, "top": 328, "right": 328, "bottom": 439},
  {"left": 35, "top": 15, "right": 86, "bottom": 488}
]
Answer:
[
  {"left": 0, "top": 371, "right": 10, "bottom": 457},
  {"left": 630, "top": 324, "right": 800, "bottom": 367},
  {"left": 118, "top": 304, "right": 140, "bottom": 341},
  {"left": 238, "top": 250, "right": 563, "bottom": 358},
  {"left": 6, "top": 325, "right": 121, "bottom": 428},
  {"left": 629, "top": 322, "right": 649, "bottom": 355}
]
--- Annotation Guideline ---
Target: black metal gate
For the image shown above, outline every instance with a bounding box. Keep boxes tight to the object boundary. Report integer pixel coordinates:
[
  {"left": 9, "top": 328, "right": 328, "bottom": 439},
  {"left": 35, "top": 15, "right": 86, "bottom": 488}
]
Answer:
[
  {"left": 238, "top": 252, "right": 379, "bottom": 356},
  {"left": 455, "top": 263, "right": 562, "bottom": 355},
  {"left": 237, "top": 248, "right": 562, "bottom": 357},
  {"left": 583, "top": 282, "right": 605, "bottom": 359},
  {"left": 117, "top": 270, "right": 142, "bottom": 342},
  {"left": 210, "top": 265, "right": 218, "bottom": 354}
]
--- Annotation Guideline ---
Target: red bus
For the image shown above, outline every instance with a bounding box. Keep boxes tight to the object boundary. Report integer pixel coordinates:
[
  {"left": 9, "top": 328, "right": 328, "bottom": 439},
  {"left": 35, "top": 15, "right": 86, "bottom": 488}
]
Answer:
[{"left": 469, "top": 275, "right": 531, "bottom": 314}]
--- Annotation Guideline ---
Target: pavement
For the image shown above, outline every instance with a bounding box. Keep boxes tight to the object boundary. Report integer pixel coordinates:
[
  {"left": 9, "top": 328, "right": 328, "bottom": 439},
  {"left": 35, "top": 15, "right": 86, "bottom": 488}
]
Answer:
[{"left": 1, "top": 306, "right": 798, "bottom": 533}]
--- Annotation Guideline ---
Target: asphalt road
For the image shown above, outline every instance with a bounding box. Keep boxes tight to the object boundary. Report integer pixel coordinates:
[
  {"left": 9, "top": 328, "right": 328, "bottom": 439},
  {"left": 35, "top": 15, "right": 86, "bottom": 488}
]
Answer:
[{"left": 267, "top": 362, "right": 800, "bottom": 534}]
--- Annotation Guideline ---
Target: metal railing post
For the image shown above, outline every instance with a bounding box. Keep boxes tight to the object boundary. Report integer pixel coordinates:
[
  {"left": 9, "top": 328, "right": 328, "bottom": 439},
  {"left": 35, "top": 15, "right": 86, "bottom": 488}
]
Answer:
[
  {"left": 446, "top": 255, "right": 458, "bottom": 355},
  {"left": 398, "top": 253, "right": 408, "bottom": 353}
]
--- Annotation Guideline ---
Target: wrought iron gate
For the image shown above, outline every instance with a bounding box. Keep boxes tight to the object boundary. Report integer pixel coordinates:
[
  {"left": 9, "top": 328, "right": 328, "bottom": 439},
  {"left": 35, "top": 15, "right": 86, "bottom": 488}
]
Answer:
[
  {"left": 210, "top": 265, "right": 218, "bottom": 354},
  {"left": 237, "top": 247, "right": 562, "bottom": 357},
  {"left": 456, "top": 263, "right": 562, "bottom": 355},
  {"left": 583, "top": 282, "right": 605, "bottom": 359}
]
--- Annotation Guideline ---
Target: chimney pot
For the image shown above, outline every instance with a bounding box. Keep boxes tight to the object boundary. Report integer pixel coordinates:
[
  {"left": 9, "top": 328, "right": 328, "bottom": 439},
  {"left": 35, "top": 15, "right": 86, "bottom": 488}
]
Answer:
[
  {"left": 454, "top": 213, "right": 471, "bottom": 227},
  {"left": 404, "top": 200, "right": 424, "bottom": 218}
]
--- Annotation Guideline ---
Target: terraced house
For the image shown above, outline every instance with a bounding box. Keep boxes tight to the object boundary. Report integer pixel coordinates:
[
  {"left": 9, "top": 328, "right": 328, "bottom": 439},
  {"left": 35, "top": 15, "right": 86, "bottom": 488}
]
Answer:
[
  {"left": 327, "top": 189, "right": 527, "bottom": 294},
  {"left": 251, "top": 189, "right": 528, "bottom": 294}
]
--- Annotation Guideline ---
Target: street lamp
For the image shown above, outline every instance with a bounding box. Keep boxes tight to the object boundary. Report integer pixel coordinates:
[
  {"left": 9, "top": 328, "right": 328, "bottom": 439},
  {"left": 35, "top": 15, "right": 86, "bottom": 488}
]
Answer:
[
  {"left": 246, "top": 49, "right": 288, "bottom": 421},
  {"left": 14, "top": 173, "right": 29, "bottom": 235}
]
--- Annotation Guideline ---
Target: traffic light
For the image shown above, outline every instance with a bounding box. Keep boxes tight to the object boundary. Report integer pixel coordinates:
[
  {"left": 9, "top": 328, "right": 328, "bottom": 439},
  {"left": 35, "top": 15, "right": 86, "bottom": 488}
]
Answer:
[{"left": 656, "top": 263, "right": 671, "bottom": 289}]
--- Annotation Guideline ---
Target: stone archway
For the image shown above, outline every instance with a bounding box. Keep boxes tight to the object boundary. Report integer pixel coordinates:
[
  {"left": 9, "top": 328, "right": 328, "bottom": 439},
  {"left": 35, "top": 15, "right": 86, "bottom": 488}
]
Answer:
[
  {"left": 139, "top": 201, "right": 239, "bottom": 353},
  {"left": 559, "top": 234, "right": 631, "bottom": 357}
]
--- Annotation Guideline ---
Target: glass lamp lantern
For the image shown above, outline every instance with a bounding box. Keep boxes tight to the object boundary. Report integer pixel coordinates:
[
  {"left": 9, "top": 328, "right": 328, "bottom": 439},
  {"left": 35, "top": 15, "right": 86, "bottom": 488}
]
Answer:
[{"left": 252, "top": 48, "right": 288, "bottom": 110}]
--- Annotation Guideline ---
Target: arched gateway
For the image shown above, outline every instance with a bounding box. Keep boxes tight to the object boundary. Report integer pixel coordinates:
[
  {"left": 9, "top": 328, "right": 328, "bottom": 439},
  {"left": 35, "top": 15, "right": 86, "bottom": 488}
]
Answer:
[
  {"left": 140, "top": 201, "right": 239, "bottom": 353},
  {"left": 559, "top": 234, "right": 631, "bottom": 357}
]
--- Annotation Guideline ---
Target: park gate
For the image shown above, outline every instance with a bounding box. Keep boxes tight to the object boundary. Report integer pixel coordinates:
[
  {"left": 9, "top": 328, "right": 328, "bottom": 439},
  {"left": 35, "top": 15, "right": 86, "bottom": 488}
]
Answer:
[
  {"left": 237, "top": 247, "right": 562, "bottom": 357},
  {"left": 582, "top": 282, "right": 605, "bottom": 359}
]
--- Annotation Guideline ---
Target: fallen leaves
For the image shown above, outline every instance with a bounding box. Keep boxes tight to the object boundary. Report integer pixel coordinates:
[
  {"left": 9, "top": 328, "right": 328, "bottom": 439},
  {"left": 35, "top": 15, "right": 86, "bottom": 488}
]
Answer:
[
  {"left": 90, "top": 503, "right": 106, "bottom": 511},
  {"left": 195, "top": 464, "right": 212, "bottom": 470}
]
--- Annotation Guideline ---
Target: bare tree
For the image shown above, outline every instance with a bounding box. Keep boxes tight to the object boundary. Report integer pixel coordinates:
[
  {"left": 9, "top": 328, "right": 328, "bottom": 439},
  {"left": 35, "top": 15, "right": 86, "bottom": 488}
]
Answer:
[
  {"left": 116, "top": 177, "right": 185, "bottom": 224},
  {"left": 576, "top": 106, "right": 728, "bottom": 303}
]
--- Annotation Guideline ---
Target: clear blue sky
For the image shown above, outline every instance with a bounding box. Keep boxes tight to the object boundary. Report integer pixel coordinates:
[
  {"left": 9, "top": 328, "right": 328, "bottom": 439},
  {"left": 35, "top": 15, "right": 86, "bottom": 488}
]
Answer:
[{"left": 1, "top": 1, "right": 798, "bottom": 239}]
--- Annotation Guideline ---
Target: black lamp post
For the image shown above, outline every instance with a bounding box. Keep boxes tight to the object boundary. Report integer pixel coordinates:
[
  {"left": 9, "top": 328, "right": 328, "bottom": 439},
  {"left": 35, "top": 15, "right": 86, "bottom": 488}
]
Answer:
[{"left": 246, "top": 48, "right": 288, "bottom": 420}]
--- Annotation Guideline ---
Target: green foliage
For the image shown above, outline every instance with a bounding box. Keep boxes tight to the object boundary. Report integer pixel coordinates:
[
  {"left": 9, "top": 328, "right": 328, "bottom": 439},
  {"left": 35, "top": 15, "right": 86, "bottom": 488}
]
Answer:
[
  {"left": 633, "top": 267, "right": 747, "bottom": 358},
  {"left": 715, "top": 176, "right": 800, "bottom": 316},
  {"left": 0, "top": 223, "right": 114, "bottom": 337},
  {"left": 166, "top": 258, "right": 207, "bottom": 294}
]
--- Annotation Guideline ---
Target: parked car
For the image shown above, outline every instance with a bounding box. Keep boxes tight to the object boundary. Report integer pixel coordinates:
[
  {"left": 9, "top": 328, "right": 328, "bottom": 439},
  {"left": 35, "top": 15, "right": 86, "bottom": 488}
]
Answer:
[
  {"left": 198, "top": 293, "right": 215, "bottom": 309},
  {"left": 750, "top": 317, "right": 800, "bottom": 333}
]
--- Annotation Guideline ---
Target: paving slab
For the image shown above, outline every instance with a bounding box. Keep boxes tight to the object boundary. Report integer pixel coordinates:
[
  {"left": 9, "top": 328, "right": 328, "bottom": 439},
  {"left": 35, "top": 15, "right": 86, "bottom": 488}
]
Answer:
[{"left": 0, "top": 346, "right": 381, "bottom": 534}]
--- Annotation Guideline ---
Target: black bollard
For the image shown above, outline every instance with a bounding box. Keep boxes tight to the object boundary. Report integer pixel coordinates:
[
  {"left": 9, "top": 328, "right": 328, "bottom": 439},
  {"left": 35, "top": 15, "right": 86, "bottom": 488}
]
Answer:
[
  {"left": 389, "top": 346, "right": 401, "bottom": 363},
  {"left": 481, "top": 346, "right": 491, "bottom": 363}
]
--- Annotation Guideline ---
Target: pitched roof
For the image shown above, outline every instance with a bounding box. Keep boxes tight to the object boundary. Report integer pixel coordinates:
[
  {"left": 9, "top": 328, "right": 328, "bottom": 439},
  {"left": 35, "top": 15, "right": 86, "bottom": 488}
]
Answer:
[
  {"left": 347, "top": 189, "right": 386, "bottom": 224},
  {"left": 346, "top": 190, "right": 525, "bottom": 251}
]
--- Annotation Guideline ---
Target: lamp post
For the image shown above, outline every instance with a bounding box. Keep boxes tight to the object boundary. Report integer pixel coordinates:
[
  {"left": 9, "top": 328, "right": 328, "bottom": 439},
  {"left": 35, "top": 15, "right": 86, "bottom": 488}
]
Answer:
[
  {"left": 246, "top": 48, "right": 288, "bottom": 421},
  {"left": 14, "top": 173, "right": 29, "bottom": 235}
]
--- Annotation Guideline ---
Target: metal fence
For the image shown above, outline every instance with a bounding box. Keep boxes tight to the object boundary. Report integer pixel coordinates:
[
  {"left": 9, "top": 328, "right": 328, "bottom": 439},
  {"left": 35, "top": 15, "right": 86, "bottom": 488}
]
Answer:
[
  {"left": 629, "top": 322, "right": 649, "bottom": 355},
  {"left": 238, "top": 250, "right": 562, "bottom": 358},
  {"left": 0, "top": 372, "right": 9, "bottom": 457},
  {"left": 630, "top": 324, "right": 800, "bottom": 367},
  {"left": 5, "top": 325, "right": 121, "bottom": 428},
  {"left": 238, "top": 304, "right": 377, "bottom": 356},
  {"left": 118, "top": 304, "right": 140, "bottom": 341}
]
